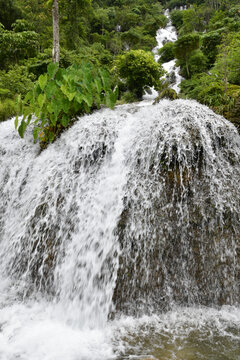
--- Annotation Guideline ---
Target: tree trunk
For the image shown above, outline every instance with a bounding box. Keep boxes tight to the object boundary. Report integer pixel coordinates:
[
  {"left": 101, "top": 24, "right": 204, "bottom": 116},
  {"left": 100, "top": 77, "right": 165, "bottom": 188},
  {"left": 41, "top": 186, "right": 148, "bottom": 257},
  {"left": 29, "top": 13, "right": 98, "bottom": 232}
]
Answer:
[
  {"left": 186, "top": 59, "right": 190, "bottom": 78},
  {"left": 52, "top": 0, "right": 60, "bottom": 63}
]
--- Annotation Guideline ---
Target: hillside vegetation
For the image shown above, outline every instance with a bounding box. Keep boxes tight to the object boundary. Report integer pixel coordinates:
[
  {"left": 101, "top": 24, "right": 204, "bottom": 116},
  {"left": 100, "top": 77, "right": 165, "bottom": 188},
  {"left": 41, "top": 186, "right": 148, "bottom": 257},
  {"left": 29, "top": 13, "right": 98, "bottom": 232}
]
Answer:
[
  {"left": 0, "top": 0, "right": 239, "bottom": 131},
  {"left": 166, "top": 0, "right": 240, "bottom": 129}
]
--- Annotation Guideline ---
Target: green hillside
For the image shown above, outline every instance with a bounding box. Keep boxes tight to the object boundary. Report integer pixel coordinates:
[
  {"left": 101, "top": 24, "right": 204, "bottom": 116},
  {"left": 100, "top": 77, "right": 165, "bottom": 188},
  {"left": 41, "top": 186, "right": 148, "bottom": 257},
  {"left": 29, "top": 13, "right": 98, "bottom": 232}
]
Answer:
[{"left": 0, "top": 0, "right": 239, "bottom": 131}]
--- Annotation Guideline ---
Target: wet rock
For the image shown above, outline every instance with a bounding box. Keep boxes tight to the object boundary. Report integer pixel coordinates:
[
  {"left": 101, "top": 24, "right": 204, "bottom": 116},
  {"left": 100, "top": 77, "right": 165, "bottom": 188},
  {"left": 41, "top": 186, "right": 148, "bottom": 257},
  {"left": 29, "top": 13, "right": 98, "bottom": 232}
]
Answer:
[{"left": 113, "top": 111, "right": 240, "bottom": 316}]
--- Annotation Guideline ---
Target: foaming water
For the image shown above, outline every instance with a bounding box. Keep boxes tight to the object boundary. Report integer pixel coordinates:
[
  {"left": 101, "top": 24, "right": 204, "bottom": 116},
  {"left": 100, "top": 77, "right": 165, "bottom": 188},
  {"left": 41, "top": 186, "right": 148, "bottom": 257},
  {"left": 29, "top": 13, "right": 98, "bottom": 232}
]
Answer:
[
  {"left": 153, "top": 9, "right": 183, "bottom": 93},
  {"left": 0, "top": 100, "right": 240, "bottom": 360},
  {"left": 112, "top": 306, "right": 240, "bottom": 360},
  {"left": 144, "top": 9, "right": 183, "bottom": 101}
]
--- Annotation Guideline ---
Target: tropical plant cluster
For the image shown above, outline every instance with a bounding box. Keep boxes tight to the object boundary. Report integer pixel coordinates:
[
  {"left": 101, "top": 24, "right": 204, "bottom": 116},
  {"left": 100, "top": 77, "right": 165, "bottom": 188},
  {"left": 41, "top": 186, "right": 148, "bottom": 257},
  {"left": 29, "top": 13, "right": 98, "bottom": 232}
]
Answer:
[{"left": 15, "top": 62, "right": 118, "bottom": 146}]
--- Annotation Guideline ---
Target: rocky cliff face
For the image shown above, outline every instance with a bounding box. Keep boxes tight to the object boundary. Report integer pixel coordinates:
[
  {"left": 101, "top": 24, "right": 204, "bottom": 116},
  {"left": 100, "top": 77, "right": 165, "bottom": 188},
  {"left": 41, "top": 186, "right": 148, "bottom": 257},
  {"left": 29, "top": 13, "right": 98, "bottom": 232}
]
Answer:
[
  {"left": 113, "top": 102, "right": 240, "bottom": 315},
  {"left": 1, "top": 100, "right": 239, "bottom": 320}
]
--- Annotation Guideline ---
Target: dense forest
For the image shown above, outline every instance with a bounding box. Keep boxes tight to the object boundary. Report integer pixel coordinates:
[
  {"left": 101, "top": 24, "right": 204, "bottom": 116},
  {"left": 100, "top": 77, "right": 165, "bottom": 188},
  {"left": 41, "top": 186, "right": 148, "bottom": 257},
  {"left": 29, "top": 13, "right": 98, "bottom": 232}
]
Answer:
[{"left": 0, "top": 0, "right": 239, "bottom": 139}]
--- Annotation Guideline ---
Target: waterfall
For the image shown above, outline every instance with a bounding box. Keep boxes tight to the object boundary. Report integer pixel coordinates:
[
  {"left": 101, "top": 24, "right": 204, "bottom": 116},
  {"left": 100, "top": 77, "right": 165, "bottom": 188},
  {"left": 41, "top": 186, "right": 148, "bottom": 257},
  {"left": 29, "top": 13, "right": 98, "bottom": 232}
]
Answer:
[
  {"left": 0, "top": 100, "right": 240, "bottom": 359},
  {"left": 144, "top": 9, "right": 183, "bottom": 102},
  {"left": 153, "top": 9, "right": 183, "bottom": 93}
]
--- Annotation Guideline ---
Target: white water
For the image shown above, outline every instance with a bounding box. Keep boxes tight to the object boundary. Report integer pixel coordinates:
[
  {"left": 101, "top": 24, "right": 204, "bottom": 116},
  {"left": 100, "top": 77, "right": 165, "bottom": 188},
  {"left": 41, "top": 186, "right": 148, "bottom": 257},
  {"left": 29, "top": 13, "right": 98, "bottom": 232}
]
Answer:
[
  {"left": 0, "top": 100, "right": 240, "bottom": 359},
  {"left": 144, "top": 9, "right": 183, "bottom": 101},
  {"left": 154, "top": 9, "right": 183, "bottom": 94}
]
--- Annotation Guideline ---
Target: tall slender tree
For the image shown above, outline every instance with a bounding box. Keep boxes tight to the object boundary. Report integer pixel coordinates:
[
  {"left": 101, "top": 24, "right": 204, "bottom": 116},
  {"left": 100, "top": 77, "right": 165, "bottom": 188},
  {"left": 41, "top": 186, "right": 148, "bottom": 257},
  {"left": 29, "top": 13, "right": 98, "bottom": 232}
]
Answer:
[{"left": 52, "top": 0, "right": 59, "bottom": 63}]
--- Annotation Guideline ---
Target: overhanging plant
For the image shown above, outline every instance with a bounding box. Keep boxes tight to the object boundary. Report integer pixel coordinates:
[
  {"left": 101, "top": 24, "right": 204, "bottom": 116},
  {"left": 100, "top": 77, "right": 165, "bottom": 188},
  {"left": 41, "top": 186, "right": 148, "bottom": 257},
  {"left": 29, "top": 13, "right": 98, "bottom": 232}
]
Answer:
[{"left": 15, "top": 62, "right": 118, "bottom": 146}]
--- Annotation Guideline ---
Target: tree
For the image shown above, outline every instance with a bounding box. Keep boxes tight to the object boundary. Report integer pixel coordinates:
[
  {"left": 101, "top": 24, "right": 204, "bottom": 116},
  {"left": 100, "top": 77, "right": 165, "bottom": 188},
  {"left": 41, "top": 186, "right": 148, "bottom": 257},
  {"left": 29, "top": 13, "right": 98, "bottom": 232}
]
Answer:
[
  {"left": 174, "top": 33, "right": 200, "bottom": 78},
  {"left": 60, "top": 0, "right": 92, "bottom": 50},
  {"left": 158, "top": 42, "right": 175, "bottom": 63},
  {"left": 0, "top": 22, "right": 39, "bottom": 69},
  {"left": 0, "top": 0, "right": 21, "bottom": 30},
  {"left": 188, "top": 49, "right": 208, "bottom": 76},
  {"left": 15, "top": 0, "right": 52, "bottom": 49},
  {"left": 170, "top": 10, "right": 183, "bottom": 31},
  {"left": 201, "top": 30, "right": 222, "bottom": 66},
  {"left": 52, "top": 0, "right": 59, "bottom": 63},
  {"left": 114, "top": 49, "right": 165, "bottom": 99},
  {"left": 213, "top": 32, "right": 240, "bottom": 91}
]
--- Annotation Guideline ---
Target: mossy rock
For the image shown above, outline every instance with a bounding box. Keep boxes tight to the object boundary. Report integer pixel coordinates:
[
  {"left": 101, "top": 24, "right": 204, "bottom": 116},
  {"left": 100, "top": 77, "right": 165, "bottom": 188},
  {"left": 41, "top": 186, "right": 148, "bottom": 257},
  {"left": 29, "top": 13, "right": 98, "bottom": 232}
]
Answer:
[
  {"left": 224, "top": 85, "right": 240, "bottom": 131},
  {"left": 153, "top": 88, "right": 179, "bottom": 103}
]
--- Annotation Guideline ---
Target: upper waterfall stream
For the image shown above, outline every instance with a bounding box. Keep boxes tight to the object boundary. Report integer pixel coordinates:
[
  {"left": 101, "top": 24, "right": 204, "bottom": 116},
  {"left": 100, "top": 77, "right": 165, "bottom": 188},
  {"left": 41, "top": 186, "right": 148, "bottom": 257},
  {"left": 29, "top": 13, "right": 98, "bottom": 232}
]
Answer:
[
  {"left": 0, "top": 100, "right": 240, "bottom": 360},
  {"left": 153, "top": 9, "right": 183, "bottom": 93},
  {"left": 144, "top": 9, "right": 183, "bottom": 102}
]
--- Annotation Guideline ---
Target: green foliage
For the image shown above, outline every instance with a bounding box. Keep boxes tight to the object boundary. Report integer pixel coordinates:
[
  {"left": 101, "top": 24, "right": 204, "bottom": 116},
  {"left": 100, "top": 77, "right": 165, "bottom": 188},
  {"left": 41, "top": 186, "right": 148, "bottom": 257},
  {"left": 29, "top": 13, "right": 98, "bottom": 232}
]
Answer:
[
  {"left": 226, "top": 84, "right": 240, "bottom": 127},
  {"left": 154, "top": 87, "right": 178, "bottom": 103},
  {"left": 0, "top": 65, "right": 36, "bottom": 98},
  {"left": 1, "top": 0, "right": 238, "bottom": 130},
  {"left": 188, "top": 50, "right": 208, "bottom": 76},
  {"left": 180, "top": 71, "right": 240, "bottom": 121},
  {"left": 138, "top": 34, "right": 157, "bottom": 52},
  {"left": 158, "top": 42, "right": 175, "bottom": 63},
  {"left": 179, "top": 8, "right": 200, "bottom": 34},
  {"left": 168, "top": 0, "right": 187, "bottom": 10},
  {"left": 0, "top": 24, "right": 39, "bottom": 69},
  {"left": 115, "top": 8, "right": 140, "bottom": 32},
  {"left": 0, "top": 0, "right": 22, "bottom": 30},
  {"left": 121, "top": 28, "right": 141, "bottom": 48},
  {"left": 114, "top": 49, "right": 165, "bottom": 99},
  {"left": 0, "top": 0, "right": 167, "bottom": 76},
  {"left": 208, "top": 10, "right": 226, "bottom": 30},
  {"left": 227, "top": 84, "right": 240, "bottom": 99},
  {"left": 15, "top": 62, "right": 118, "bottom": 145},
  {"left": 213, "top": 32, "right": 240, "bottom": 87},
  {"left": 0, "top": 98, "right": 17, "bottom": 122},
  {"left": 174, "top": 33, "right": 200, "bottom": 78},
  {"left": 15, "top": 0, "right": 53, "bottom": 46},
  {"left": 201, "top": 30, "right": 222, "bottom": 66},
  {"left": 12, "top": 19, "right": 34, "bottom": 32},
  {"left": 60, "top": 0, "right": 92, "bottom": 50},
  {"left": 170, "top": 10, "right": 183, "bottom": 31},
  {"left": 120, "top": 91, "right": 137, "bottom": 103},
  {"left": 143, "top": 15, "right": 168, "bottom": 37},
  {"left": 89, "top": 0, "right": 166, "bottom": 54},
  {"left": 60, "top": 44, "right": 113, "bottom": 67},
  {"left": 180, "top": 73, "right": 227, "bottom": 108}
]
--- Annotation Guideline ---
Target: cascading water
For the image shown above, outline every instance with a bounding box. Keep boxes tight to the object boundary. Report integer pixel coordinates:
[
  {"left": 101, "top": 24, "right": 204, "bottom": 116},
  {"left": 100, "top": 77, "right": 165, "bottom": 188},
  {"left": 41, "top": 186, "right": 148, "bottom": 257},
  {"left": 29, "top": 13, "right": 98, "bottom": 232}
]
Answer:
[
  {"left": 0, "top": 99, "right": 240, "bottom": 360},
  {"left": 144, "top": 9, "right": 183, "bottom": 102},
  {"left": 153, "top": 9, "right": 183, "bottom": 93}
]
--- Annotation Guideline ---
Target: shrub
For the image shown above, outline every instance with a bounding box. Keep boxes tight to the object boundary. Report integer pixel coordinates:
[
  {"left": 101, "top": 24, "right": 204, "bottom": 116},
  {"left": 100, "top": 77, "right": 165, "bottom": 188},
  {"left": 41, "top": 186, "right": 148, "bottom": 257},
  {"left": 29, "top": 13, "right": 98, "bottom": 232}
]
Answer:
[
  {"left": 139, "top": 34, "right": 157, "bottom": 51},
  {"left": 170, "top": 10, "right": 183, "bottom": 31},
  {"left": 0, "top": 25, "right": 39, "bottom": 69},
  {"left": 174, "top": 33, "right": 200, "bottom": 78},
  {"left": 121, "top": 28, "right": 141, "bottom": 48},
  {"left": 201, "top": 30, "right": 222, "bottom": 66},
  {"left": 158, "top": 42, "right": 175, "bottom": 63},
  {"left": 121, "top": 91, "right": 137, "bottom": 103},
  {"left": 0, "top": 98, "right": 17, "bottom": 122},
  {"left": 15, "top": 62, "right": 118, "bottom": 146},
  {"left": 114, "top": 49, "right": 165, "bottom": 99},
  {"left": 188, "top": 50, "right": 208, "bottom": 76},
  {"left": 180, "top": 73, "right": 226, "bottom": 107},
  {"left": 143, "top": 15, "right": 168, "bottom": 37},
  {"left": 154, "top": 88, "right": 178, "bottom": 103},
  {"left": 0, "top": 65, "right": 36, "bottom": 98}
]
